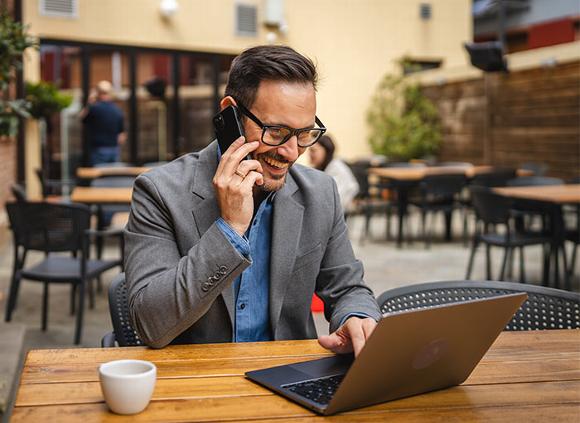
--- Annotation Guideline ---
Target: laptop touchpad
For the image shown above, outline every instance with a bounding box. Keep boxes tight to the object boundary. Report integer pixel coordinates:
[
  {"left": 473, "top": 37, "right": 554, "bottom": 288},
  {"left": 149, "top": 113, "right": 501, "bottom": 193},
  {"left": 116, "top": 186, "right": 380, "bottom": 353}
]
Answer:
[{"left": 290, "top": 354, "right": 354, "bottom": 378}]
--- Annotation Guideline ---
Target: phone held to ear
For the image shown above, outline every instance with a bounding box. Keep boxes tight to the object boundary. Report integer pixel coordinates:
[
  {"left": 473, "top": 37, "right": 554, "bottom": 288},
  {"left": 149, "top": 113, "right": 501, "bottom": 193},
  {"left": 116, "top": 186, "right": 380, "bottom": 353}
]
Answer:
[{"left": 213, "top": 106, "right": 251, "bottom": 160}]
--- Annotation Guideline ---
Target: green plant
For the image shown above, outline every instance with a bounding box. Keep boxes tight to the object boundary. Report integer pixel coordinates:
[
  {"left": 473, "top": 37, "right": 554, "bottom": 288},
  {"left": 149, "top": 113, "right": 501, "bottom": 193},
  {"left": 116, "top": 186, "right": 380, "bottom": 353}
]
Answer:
[
  {"left": 367, "top": 73, "right": 441, "bottom": 161},
  {"left": 0, "top": 9, "right": 36, "bottom": 137},
  {"left": 25, "top": 81, "right": 73, "bottom": 119}
]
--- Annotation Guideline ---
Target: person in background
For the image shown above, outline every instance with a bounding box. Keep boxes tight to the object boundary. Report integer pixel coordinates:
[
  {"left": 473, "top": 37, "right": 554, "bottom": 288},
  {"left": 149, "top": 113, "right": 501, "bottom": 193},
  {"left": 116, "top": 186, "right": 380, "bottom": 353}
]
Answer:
[
  {"left": 80, "top": 80, "right": 126, "bottom": 166},
  {"left": 309, "top": 135, "right": 359, "bottom": 213}
]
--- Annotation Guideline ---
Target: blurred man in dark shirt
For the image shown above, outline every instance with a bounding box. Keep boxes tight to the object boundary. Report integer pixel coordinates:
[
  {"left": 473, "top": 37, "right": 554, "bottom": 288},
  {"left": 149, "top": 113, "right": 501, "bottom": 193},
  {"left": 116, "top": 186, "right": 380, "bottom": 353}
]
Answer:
[{"left": 81, "top": 80, "right": 126, "bottom": 166}]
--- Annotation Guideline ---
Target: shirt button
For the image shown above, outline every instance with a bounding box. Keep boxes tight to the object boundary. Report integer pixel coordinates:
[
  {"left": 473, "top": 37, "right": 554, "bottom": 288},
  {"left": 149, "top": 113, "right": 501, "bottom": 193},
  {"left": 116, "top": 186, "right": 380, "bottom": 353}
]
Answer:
[{"left": 239, "top": 303, "right": 246, "bottom": 310}]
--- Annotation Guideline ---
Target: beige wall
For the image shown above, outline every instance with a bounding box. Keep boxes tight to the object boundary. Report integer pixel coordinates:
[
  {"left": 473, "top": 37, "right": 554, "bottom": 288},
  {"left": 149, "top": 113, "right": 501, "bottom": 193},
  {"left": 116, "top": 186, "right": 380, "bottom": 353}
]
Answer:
[{"left": 24, "top": 0, "right": 471, "bottom": 161}]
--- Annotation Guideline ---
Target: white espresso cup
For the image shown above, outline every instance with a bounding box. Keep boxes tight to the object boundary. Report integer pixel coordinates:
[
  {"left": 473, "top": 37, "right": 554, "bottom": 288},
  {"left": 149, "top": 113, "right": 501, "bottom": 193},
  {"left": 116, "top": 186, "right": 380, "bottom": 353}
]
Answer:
[{"left": 98, "top": 359, "right": 157, "bottom": 415}]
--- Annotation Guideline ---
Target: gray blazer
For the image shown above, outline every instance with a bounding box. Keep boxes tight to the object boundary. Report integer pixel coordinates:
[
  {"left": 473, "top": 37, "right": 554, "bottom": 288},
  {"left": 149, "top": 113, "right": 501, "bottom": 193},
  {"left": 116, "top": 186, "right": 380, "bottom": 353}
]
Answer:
[{"left": 124, "top": 141, "right": 381, "bottom": 348}]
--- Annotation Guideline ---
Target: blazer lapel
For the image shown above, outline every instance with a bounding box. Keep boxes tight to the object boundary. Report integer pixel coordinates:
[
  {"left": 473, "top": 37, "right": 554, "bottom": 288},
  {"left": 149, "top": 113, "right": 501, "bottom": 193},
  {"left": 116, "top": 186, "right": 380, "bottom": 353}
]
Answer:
[
  {"left": 270, "top": 172, "right": 304, "bottom": 337},
  {"left": 190, "top": 142, "right": 236, "bottom": 325}
]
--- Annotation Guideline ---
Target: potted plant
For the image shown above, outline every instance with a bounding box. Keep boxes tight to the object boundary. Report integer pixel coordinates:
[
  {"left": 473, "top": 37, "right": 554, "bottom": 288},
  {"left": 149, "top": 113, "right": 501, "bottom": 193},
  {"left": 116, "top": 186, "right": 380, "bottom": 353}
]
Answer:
[
  {"left": 367, "top": 72, "right": 441, "bottom": 162},
  {"left": 0, "top": 9, "right": 36, "bottom": 140}
]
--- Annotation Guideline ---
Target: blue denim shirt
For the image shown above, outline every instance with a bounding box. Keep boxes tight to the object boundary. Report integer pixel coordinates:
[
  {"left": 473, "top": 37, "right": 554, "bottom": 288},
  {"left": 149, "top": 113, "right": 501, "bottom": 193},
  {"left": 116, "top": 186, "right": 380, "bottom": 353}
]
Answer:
[{"left": 216, "top": 194, "right": 274, "bottom": 342}]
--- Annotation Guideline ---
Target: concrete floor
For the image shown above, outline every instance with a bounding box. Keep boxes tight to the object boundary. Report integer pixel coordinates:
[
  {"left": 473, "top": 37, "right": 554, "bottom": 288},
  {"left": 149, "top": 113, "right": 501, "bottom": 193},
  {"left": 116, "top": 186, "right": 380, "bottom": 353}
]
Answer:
[
  {"left": 0, "top": 211, "right": 577, "bottom": 416},
  {"left": 1, "top": 212, "right": 576, "bottom": 349}
]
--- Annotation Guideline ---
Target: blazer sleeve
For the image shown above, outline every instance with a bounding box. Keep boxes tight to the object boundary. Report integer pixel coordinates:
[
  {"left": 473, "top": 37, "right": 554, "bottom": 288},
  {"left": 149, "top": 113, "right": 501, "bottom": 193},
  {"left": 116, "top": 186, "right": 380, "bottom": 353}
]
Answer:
[
  {"left": 124, "top": 174, "right": 251, "bottom": 348},
  {"left": 315, "top": 179, "right": 382, "bottom": 333}
]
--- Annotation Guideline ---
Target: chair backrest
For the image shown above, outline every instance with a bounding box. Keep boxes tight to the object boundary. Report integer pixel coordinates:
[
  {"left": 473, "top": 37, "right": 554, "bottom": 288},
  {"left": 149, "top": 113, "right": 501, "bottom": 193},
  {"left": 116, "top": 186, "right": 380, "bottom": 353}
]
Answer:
[
  {"left": 6, "top": 202, "right": 91, "bottom": 253},
  {"left": 108, "top": 273, "right": 143, "bottom": 346},
  {"left": 520, "top": 162, "right": 548, "bottom": 177},
  {"left": 470, "top": 185, "right": 513, "bottom": 225},
  {"left": 377, "top": 280, "right": 580, "bottom": 330},
  {"left": 471, "top": 168, "right": 517, "bottom": 187},
  {"left": 421, "top": 173, "right": 468, "bottom": 198},
  {"left": 10, "top": 183, "right": 27, "bottom": 202},
  {"left": 347, "top": 162, "right": 371, "bottom": 199},
  {"left": 507, "top": 176, "right": 564, "bottom": 187}
]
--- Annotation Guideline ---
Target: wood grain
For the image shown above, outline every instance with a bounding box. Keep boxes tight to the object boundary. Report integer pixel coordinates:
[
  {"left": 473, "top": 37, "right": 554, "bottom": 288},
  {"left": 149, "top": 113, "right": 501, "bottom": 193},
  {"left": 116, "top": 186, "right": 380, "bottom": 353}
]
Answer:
[
  {"left": 70, "top": 187, "right": 133, "bottom": 204},
  {"left": 12, "top": 331, "right": 580, "bottom": 422},
  {"left": 76, "top": 167, "right": 149, "bottom": 179}
]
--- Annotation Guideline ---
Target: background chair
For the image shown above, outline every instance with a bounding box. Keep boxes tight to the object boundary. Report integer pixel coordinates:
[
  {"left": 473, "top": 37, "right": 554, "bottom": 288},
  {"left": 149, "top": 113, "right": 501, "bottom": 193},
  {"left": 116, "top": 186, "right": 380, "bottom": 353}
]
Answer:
[
  {"left": 347, "top": 161, "right": 392, "bottom": 242},
  {"left": 10, "top": 183, "right": 27, "bottom": 202},
  {"left": 5, "top": 201, "right": 123, "bottom": 344},
  {"left": 101, "top": 273, "right": 143, "bottom": 347},
  {"left": 35, "top": 167, "right": 75, "bottom": 199},
  {"left": 377, "top": 280, "right": 580, "bottom": 330},
  {"left": 465, "top": 186, "right": 552, "bottom": 283},
  {"left": 411, "top": 173, "right": 467, "bottom": 247}
]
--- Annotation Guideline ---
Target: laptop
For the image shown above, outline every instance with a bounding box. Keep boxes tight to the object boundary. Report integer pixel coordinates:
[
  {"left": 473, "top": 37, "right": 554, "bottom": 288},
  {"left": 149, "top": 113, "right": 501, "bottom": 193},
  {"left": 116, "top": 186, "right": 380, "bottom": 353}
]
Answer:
[{"left": 246, "top": 292, "right": 527, "bottom": 415}]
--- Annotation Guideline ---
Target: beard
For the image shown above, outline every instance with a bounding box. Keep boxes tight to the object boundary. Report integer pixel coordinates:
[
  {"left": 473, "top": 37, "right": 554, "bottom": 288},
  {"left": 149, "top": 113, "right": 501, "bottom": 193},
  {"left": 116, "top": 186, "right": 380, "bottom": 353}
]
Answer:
[{"left": 254, "top": 151, "right": 294, "bottom": 192}]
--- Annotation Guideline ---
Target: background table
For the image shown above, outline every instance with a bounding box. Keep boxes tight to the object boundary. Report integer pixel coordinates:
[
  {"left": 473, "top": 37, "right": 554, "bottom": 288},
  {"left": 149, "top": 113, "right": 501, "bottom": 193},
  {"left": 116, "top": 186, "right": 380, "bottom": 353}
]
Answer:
[
  {"left": 70, "top": 187, "right": 133, "bottom": 205},
  {"left": 495, "top": 184, "right": 580, "bottom": 289},
  {"left": 76, "top": 167, "right": 149, "bottom": 180},
  {"left": 11, "top": 330, "right": 580, "bottom": 421}
]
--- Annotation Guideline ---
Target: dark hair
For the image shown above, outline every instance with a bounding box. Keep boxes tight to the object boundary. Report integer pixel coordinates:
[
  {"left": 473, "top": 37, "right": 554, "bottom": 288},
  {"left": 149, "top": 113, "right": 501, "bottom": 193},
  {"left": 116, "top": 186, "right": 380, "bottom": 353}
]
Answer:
[
  {"left": 316, "top": 135, "right": 335, "bottom": 171},
  {"left": 225, "top": 45, "right": 318, "bottom": 108}
]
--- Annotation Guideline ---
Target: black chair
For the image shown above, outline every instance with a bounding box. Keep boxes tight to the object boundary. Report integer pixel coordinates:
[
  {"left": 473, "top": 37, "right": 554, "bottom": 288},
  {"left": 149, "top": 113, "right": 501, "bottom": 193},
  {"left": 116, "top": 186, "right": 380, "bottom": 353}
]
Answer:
[
  {"left": 35, "top": 167, "right": 75, "bottom": 199},
  {"left": 10, "top": 183, "right": 27, "bottom": 202},
  {"left": 507, "top": 176, "right": 563, "bottom": 187},
  {"left": 520, "top": 162, "right": 548, "bottom": 177},
  {"left": 411, "top": 173, "right": 468, "bottom": 247},
  {"left": 90, "top": 176, "right": 134, "bottom": 257},
  {"left": 377, "top": 280, "right": 580, "bottom": 330},
  {"left": 347, "top": 161, "right": 392, "bottom": 243},
  {"left": 465, "top": 186, "right": 552, "bottom": 283},
  {"left": 4, "top": 202, "right": 123, "bottom": 344},
  {"left": 471, "top": 168, "right": 517, "bottom": 188},
  {"left": 101, "top": 273, "right": 143, "bottom": 347}
]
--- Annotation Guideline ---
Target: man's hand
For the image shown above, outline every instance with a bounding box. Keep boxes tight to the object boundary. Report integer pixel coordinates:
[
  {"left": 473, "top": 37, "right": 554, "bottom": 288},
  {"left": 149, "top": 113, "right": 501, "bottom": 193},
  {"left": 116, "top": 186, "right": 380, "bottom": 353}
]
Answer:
[
  {"left": 318, "top": 317, "right": 377, "bottom": 357},
  {"left": 213, "top": 137, "right": 263, "bottom": 236}
]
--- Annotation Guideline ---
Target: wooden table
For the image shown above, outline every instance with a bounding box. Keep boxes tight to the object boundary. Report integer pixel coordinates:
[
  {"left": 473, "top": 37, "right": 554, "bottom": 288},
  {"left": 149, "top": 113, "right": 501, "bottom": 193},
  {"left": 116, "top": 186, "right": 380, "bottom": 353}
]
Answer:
[
  {"left": 70, "top": 187, "right": 133, "bottom": 205},
  {"left": 76, "top": 167, "right": 149, "bottom": 180},
  {"left": 11, "top": 330, "right": 580, "bottom": 421},
  {"left": 494, "top": 184, "right": 580, "bottom": 289},
  {"left": 495, "top": 184, "right": 580, "bottom": 205}
]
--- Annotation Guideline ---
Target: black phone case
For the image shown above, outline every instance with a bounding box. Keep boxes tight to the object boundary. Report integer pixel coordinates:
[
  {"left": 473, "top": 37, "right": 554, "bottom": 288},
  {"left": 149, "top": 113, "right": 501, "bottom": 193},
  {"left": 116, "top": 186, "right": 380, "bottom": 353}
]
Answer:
[{"left": 213, "top": 106, "right": 245, "bottom": 155}]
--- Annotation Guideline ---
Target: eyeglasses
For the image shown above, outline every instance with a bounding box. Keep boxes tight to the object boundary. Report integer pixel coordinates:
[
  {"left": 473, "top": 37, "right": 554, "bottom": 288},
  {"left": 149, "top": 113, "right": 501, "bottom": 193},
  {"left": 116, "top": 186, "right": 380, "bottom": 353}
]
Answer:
[{"left": 236, "top": 101, "right": 327, "bottom": 148}]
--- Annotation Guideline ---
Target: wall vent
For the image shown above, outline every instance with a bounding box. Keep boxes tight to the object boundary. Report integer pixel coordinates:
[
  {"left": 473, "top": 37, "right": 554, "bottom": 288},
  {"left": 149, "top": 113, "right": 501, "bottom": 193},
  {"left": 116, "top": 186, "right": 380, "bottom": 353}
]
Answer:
[
  {"left": 40, "top": 0, "right": 78, "bottom": 19},
  {"left": 236, "top": 4, "right": 258, "bottom": 36},
  {"left": 420, "top": 3, "right": 432, "bottom": 20}
]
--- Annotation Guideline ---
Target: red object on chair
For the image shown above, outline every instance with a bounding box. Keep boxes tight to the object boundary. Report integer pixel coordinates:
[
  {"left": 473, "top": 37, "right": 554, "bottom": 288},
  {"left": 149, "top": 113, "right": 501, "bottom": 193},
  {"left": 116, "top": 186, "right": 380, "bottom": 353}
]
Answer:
[{"left": 311, "top": 294, "right": 324, "bottom": 313}]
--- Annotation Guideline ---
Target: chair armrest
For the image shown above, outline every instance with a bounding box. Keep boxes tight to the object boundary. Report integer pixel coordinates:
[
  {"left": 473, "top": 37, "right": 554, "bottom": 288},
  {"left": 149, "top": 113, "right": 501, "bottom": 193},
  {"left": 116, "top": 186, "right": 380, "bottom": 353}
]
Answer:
[{"left": 101, "top": 332, "right": 117, "bottom": 348}]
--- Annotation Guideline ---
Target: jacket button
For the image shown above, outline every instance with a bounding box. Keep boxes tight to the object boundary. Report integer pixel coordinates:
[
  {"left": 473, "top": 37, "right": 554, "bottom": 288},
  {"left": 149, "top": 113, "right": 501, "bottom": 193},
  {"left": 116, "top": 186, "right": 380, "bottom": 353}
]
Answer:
[{"left": 201, "top": 282, "right": 210, "bottom": 292}]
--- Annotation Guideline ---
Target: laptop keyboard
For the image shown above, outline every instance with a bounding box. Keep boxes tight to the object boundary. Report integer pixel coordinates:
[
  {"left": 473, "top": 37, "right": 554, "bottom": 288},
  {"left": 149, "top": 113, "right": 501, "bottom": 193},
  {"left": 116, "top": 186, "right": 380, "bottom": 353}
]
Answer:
[{"left": 283, "top": 374, "right": 345, "bottom": 405}]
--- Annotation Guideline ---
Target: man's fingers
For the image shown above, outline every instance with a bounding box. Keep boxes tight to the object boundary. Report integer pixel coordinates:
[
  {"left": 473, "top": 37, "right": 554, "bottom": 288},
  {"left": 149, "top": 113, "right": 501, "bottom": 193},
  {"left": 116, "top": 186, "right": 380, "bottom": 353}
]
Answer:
[
  {"left": 236, "top": 159, "right": 263, "bottom": 179},
  {"left": 317, "top": 334, "right": 340, "bottom": 351},
  {"left": 240, "top": 170, "right": 264, "bottom": 188},
  {"left": 349, "top": 323, "right": 366, "bottom": 357},
  {"left": 221, "top": 139, "right": 259, "bottom": 176},
  {"left": 216, "top": 137, "right": 245, "bottom": 174},
  {"left": 361, "top": 318, "right": 378, "bottom": 340}
]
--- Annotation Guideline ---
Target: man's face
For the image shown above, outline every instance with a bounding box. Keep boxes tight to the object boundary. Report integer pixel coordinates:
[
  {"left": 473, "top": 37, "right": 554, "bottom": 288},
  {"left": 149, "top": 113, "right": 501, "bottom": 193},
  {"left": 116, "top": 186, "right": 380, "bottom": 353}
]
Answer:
[{"left": 242, "top": 81, "right": 316, "bottom": 192}]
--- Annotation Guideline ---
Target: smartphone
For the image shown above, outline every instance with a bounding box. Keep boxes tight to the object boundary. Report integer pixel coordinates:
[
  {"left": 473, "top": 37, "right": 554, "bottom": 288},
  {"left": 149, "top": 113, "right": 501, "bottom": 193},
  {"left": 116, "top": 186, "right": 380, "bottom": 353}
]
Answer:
[{"left": 213, "top": 106, "right": 249, "bottom": 159}]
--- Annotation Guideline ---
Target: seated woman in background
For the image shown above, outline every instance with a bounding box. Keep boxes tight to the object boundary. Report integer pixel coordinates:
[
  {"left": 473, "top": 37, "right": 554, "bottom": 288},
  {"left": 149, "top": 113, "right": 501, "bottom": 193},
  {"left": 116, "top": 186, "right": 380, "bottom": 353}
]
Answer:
[{"left": 309, "top": 135, "right": 359, "bottom": 213}]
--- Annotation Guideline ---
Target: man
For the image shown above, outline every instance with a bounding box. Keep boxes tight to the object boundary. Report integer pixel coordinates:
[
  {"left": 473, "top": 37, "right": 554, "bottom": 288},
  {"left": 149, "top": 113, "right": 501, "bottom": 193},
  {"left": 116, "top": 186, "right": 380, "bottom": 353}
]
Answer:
[
  {"left": 81, "top": 80, "right": 126, "bottom": 166},
  {"left": 125, "top": 46, "right": 381, "bottom": 355}
]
